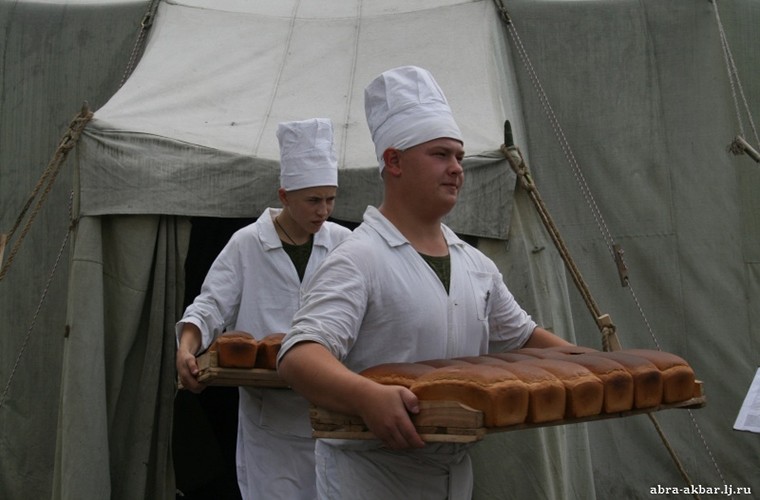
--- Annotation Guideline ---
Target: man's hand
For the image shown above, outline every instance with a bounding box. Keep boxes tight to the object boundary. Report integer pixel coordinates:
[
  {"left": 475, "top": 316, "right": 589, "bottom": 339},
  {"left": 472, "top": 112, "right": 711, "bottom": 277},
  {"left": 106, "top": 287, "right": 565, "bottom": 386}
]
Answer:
[
  {"left": 279, "top": 341, "right": 426, "bottom": 449},
  {"left": 176, "top": 323, "right": 205, "bottom": 393},
  {"left": 176, "top": 345, "right": 205, "bottom": 393},
  {"left": 357, "top": 383, "right": 425, "bottom": 450}
]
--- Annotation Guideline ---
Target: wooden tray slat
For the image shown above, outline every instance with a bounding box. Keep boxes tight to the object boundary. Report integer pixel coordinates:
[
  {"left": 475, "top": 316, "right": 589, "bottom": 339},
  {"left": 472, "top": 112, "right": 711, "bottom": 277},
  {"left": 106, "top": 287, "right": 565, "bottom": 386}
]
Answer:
[
  {"left": 311, "top": 401, "right": 487, "bottom": 443},
  {"left": 194, "top": 351, "right": 289, "bottom": 388}
]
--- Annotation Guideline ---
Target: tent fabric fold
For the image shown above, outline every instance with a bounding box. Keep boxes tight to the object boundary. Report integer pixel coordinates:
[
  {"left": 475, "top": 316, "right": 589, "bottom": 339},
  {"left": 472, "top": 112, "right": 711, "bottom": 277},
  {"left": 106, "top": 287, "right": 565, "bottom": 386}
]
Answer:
[
  {"left": 53, "top": 215, "right": 188, "bottom": 500},
  {"left": 78, "top": 127, "right": 517, "bottom": 240}
]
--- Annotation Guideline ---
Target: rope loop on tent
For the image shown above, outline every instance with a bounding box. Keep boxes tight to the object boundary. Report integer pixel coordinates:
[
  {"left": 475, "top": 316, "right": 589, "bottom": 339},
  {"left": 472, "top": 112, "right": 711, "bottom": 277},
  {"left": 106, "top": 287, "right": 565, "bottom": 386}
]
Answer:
[
  {"left": 0, "top": 103, "right": 92, "bottom": 282},
  {"left": 711, "top": 0, "right": 760, "bottom": 165},
  {"left": 728, "top": 136, "right": 760, "bottom": 164},
  {"left": 500, "top": 140, "right": 623, "bottom": 352}
]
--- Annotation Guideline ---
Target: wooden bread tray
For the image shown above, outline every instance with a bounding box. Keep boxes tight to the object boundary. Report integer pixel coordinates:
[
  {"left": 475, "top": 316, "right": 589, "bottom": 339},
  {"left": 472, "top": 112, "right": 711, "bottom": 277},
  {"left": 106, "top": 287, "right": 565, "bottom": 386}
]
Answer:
[
  {"left": 187, "top": 348, "right": 706, "bottom": 443},
  {"left": 310, "top": 381, "right": 705, "bottom": 443},
  {"left": 194, "top": 350, "right": 289, "bottom": 388},
  {"left": 311, "top": 400, "right": 487, "bottom": 443}
]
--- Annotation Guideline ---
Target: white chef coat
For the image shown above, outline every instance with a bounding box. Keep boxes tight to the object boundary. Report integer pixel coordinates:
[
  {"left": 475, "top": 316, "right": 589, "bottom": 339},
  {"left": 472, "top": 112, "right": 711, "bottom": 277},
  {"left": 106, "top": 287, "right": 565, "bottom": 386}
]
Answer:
[
  {"left": 279, "top": 206, "right": 536, "bottom": 500},
  {"left": 177, "top": 207, "right": 351, "bottom": 500}
]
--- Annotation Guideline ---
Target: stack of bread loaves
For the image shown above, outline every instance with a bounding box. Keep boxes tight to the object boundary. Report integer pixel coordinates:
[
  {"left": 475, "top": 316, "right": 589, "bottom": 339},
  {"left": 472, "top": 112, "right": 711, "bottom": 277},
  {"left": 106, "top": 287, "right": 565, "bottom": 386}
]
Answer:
[
  {"left": 207, "top": 334, "right": 698, "bottom": 428},
  {"left": 360, "top": 345, "right": 697, "bottom": 428}
]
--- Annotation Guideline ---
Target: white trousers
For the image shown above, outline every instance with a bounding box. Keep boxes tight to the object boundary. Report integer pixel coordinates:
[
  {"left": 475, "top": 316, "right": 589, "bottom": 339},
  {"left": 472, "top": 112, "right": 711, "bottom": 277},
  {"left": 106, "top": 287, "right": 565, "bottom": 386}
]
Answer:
[{"left": 315, "top": 439, "right": 473, "bottom": 500}]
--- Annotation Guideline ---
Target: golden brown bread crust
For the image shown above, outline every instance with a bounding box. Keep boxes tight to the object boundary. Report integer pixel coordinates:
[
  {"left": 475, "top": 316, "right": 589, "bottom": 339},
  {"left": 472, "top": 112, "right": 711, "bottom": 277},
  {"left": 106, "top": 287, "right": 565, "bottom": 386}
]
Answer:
[
  {"left": 489, "top": 362, "right": 567, "bottom": 423},
  {"left": 454, "top": 356, "right": 566, "bottom": 423},
  {"left": 556, "top": 353, "right": 635, "bottom": 413},
  {"left": 619, "top": 349, "right": 695, "bottom": 403},
  {"left": 410, "top": 364, "right": 529, "bottom": 427},
  {"left": 254, "top": 333, "right": 285, "bottom": 370},
  {"left": 207, "top": 331, "right": 255, "bottom": 352},
  {"left": 485, "top": 352, "right": 536, "bottom": 363},
  {"left": 510, "top": 347, "right": 557, "bottom": 359},
  {"left": 453, "top": 356, "right": 513, "bottom": 366},
  {"left": 417, "top": 359, "right": 471, "bottom": 368},
  {"left": 517, "top": 358, "right": 604, "bottom": 418},
  {"left": 544, "top": 345, "right": 600, "bottom": 355},
  {"left": 359, "top": 362, "right": 436, "bottom": 388},
  {"left": 212, "top": 331, "right": 258, "bottom": 368},
  {"left": 353, "top": 346, "right": 696, "bottom": 428},
  {"left": 583, "top": 352, "right": 663, "bottom": 408}
]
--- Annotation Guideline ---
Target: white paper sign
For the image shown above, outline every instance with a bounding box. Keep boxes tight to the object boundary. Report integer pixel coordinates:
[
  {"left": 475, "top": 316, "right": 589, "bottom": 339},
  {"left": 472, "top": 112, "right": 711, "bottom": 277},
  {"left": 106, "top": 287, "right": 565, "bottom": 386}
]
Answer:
[{"left": 733, "top": 367, "right": 760, "bottom": 433}]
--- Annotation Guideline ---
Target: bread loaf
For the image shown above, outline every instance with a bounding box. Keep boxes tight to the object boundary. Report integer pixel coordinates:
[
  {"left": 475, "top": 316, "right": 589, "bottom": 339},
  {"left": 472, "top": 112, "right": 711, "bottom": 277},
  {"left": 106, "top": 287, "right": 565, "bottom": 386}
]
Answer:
[
  {"left": 620, "top": 349, "right": 695, "bottom": 403},
  {"left": 417, "top": 358, "right": 471, "bottom": 368},
  {"left": 544, "top": 345, "right": 599, "bottom": 355},
  {"left": 360, "top": 362, "right": 435, "bottom": 388},
  {"left": 509, "top": 348, "right": 551, "bottom": 359},
  {"left": 207, "top": 331, "right": 255, "bottom": 351},
  {"left": 555, "top": 353, "right": 634, "bottom": 413},
  {"left": 454, "top": 356, "right": 514, "bottom": 366},
  {"left": 517, "top": 358, "right": 604, "bottom": 418},
  {"left": 254, "top": 333, "right": 285, "bottom": 370},
  {"left": 495, "top": 363, "right": 566, "bottom": 423},
  {"left": 410, "top": 364, "right": 529, "bottom": 427},
  {"left": 485, "top": 352, "right": 536, "bottom": 363},
  {"left": 584, "top": 352, "right": 663, "bottom": 408},
  {"left": 454, "top": 356, "right": 565, "bottom": 423},
  {"left": 212, "top": 331, "right": 258, "bottom": 368},
  {"left": 514, "top": 349, "right": 634, "bottom": 413}
]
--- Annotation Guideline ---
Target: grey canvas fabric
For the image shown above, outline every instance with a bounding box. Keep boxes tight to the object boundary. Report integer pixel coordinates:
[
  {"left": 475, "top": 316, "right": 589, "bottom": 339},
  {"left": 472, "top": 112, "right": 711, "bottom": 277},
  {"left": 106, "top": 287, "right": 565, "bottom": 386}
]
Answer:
[{"left": 1, "top": 1, "right": 759, "bottom": 499}]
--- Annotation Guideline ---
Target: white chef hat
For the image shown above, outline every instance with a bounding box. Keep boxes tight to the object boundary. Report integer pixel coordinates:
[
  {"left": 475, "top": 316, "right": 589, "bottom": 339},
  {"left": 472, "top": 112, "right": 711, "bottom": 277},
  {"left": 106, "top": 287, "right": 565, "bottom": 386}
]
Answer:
[
  {"left": 364, "top": 65, "right": 463, "bottom": 172},
  {"left": 277, "top": 118, "right": 338, "bottom": 191}
]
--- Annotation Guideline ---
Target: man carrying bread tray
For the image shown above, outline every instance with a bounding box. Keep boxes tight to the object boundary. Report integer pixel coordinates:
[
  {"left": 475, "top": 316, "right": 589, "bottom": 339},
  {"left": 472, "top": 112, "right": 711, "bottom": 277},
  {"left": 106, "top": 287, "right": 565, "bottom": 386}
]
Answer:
[
  {"left": 277, "top": 66, "right": 573, "bottom": 500},
  {"left": 176, "top": 118, "right": 352, "bottom": 500}
]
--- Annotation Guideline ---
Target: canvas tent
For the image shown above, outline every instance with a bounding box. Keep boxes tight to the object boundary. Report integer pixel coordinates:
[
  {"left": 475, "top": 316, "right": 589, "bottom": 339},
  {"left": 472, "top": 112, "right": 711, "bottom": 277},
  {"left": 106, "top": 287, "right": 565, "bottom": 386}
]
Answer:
[{"left": 1, "top": 0, "right": 759, "bottom": 499}]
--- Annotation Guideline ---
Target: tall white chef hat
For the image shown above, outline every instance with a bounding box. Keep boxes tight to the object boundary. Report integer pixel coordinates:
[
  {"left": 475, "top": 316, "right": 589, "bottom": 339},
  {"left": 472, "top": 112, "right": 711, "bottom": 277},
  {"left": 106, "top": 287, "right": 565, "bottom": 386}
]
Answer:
[
  {"left": 277, "top": 118, "right": 338, "bottom": 191},
  {"left": 364, "top": 65, "right": 463, "bottom": 172}
]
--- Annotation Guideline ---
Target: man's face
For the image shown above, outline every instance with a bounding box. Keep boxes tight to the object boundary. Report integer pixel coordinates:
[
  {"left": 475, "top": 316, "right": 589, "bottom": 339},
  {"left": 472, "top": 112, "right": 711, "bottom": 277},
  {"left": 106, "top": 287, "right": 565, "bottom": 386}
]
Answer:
[
  {"left": 397, "top": 137, "right": 465, "bottom": 213},
  {"left": 282, "top": 185, "right": 337, "bottom": 234}
]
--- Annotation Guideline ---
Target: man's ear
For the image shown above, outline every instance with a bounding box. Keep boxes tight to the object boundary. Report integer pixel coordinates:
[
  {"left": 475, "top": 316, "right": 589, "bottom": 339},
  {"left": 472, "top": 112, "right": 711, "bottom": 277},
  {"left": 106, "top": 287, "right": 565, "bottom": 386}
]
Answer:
[
  {"left": 382, "top": 148, "right": 403, "bottom": 176},
  {"left": 277, "top": 187, "right": 288, "bottom": 206}
]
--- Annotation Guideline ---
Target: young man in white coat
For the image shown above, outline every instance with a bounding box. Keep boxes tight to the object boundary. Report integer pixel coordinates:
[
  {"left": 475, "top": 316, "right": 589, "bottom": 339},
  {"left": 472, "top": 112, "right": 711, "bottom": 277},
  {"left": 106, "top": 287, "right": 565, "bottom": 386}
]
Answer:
[
  {"left": 176, "top": 118, "right": 351, "bottom": 500},
  {"left": 277, "top": 67, "right": 572, "bottom": 499}
]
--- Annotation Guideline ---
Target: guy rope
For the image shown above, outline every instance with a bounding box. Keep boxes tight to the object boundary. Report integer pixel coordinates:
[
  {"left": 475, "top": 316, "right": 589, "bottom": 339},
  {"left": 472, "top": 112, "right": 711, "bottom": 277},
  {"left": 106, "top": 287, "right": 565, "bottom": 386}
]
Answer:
[
  {"left": 491, "top": 1, "right": 743, "bottom": 497},
  {"left": 0, "top": 104, "right": 89, "bottom": 409},
  {"left": 501, "top": 126, "right": 699, "bottom": 498},
  {"left": 0, "top": 103, "right": 92, "bottom": 282}
]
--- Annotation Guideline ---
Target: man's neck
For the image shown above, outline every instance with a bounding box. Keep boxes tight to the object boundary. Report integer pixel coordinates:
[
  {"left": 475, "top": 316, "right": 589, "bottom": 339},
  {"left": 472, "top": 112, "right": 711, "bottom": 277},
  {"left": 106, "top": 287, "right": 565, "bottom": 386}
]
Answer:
[
  {"left": 274, "top": 211, "right": 311, "bottom": 245},
  {"left": 378, "top": 204, "right": 448, "bottom": 256}
]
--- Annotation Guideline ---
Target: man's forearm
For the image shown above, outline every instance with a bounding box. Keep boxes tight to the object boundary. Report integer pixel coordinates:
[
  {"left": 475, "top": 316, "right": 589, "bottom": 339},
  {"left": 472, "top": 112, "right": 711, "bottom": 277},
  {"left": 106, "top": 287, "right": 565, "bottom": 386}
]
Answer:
[
  {"left": 178, "top": 322, "right": 202, "bottom": 354},
  {"left": 523, "top": 326, "right": 573, "bottom": 348},
  {"left": 278, "top": 341, "right": 426, "bottom": 449},
  {"left": 278, "top": 341, "right": 373, "bottom": 415}
]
